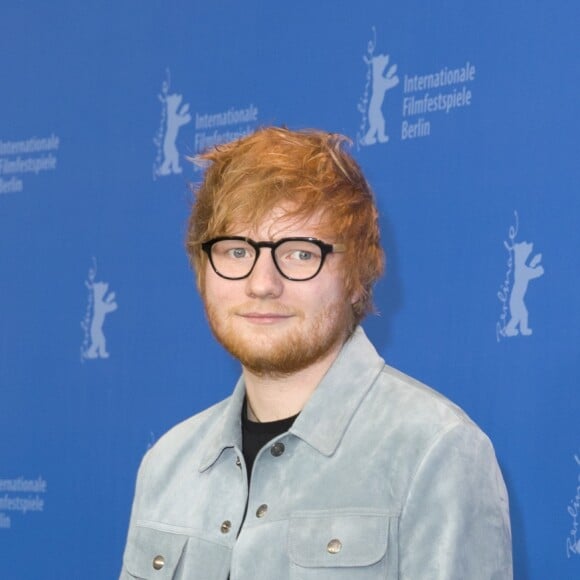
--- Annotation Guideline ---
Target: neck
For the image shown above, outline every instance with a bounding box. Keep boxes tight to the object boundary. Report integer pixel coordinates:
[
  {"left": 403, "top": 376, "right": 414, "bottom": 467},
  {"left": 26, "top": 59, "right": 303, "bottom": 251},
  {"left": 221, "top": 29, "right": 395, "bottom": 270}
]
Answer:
[{"left": 242, "top": 342, "right": 343, "bottom": 422}]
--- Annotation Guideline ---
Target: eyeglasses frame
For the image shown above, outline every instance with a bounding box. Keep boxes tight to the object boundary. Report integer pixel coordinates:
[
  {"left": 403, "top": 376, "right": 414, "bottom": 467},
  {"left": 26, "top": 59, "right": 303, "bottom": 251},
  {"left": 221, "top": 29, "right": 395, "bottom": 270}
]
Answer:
[{"left": 200, "top": 236, "right": 346, "bottom": 281}]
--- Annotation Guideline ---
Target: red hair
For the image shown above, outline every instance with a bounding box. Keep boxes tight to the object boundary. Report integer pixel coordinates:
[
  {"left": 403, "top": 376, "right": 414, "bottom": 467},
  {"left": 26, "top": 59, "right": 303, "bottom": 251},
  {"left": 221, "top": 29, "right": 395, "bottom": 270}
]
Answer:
[{"left": 186, "top": 127, "right": 384, "bottom": 326}]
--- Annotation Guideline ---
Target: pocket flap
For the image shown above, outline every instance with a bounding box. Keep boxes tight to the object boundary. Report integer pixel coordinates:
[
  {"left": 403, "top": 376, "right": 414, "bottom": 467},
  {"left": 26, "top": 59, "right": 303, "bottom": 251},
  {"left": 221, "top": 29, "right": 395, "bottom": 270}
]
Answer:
[
  {"left": 288, "top": 513, "right": 388, "bottom": 568},
  {"left": 124, "top": 524, "right": 188, "bottom": 579}
]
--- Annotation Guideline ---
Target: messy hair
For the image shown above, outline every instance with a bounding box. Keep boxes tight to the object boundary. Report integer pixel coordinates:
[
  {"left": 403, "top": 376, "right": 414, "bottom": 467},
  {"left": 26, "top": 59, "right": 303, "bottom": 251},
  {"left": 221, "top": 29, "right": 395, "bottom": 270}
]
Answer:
[{"left": 186, "top": 126, "right": 384, "bottom": 326}]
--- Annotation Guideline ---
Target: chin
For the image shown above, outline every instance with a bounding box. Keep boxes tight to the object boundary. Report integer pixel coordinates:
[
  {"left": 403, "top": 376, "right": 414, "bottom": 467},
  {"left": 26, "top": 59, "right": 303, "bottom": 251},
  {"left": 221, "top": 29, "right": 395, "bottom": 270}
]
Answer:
[{"left": 205, "top": 301, "right": 351, "bottom": 376}]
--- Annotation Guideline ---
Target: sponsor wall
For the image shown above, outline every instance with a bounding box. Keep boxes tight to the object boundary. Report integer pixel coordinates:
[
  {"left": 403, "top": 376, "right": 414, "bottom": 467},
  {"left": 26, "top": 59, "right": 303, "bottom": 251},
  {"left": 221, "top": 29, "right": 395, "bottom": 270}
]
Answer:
[{"left": 1, "top": 1, "right": 578, "bottom": 578}]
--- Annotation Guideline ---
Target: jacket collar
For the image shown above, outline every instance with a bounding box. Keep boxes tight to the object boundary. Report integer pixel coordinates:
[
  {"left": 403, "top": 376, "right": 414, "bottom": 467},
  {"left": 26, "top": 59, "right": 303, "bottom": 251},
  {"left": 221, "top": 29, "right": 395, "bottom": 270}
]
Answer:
[
  {"left": 289, "top": 327, "right": 384, "bottom": 456},
  {"left": 199, "top": 375, "right": 246, "bottom": 472},
  {"left": 199, "top": 327, "right": 384, "bottom": 471}
]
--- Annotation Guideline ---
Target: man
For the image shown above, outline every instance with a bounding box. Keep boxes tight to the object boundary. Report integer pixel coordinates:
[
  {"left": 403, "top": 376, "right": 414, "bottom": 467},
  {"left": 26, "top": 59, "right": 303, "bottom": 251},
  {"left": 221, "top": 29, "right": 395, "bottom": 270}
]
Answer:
[{"left": 120, "top": 127, "right": 512, "bottom": 579}]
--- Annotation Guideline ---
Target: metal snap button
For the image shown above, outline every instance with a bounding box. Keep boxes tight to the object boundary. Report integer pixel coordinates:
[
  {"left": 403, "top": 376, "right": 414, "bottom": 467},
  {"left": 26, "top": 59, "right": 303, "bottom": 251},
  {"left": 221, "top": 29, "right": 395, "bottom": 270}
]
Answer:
[
  {"left": 152, "top": 555, "right": 165, "bottom": 570},
  {"left": 270, "top": 442, "right": 285, "bottom": 457},
  {"left": 220, "top": 520, "right": 232, "bottom": 533},
  {"left": 256, "top": 504, "right": 268, "bottom": 518},
  {"left": 327, "top": 539, "right": 342, "bottom": 554}
]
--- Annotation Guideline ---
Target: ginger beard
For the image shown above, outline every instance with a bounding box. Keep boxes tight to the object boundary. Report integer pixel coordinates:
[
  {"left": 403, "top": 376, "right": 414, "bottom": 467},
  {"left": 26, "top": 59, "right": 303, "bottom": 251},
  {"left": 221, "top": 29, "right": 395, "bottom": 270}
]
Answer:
[{"left": 203, "top": 294, "right": 354, "bottom": 377}]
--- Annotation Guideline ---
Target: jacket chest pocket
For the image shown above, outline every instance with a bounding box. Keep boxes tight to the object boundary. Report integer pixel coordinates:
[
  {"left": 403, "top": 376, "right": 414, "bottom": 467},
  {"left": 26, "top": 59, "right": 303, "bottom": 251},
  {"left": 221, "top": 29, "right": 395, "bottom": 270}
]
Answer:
[
  {"left": 288, "top": 512, "right": 391, "bottom": 579},
  {"left": 122, "top": 524, "right": 230, "bottom": 579},
  {"left": 123, "top": 525, "right": 187, "bottom": 579}
]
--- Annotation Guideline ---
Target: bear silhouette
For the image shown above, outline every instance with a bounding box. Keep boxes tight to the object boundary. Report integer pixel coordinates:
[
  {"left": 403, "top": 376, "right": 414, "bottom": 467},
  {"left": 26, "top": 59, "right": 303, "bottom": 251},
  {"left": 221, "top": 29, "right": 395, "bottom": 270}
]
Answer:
[
  {"left": 157, "top": 93, "right": 191, "bottom": 176},
  {"left": 361, "top": 54, "right": 399, "bottom": 145},
  {"left": 504, "top": 241, "right": 544, "bottom": 336},
  {"left": 85, "top": 282, "right": 118, "bottom": 359}
]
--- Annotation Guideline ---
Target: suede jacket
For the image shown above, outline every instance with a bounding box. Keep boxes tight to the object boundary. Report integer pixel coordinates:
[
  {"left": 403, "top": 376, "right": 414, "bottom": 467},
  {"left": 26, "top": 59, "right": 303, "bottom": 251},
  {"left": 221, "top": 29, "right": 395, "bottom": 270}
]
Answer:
[{"left": 120, "top": 327, "right": 513, "bottom": 579}]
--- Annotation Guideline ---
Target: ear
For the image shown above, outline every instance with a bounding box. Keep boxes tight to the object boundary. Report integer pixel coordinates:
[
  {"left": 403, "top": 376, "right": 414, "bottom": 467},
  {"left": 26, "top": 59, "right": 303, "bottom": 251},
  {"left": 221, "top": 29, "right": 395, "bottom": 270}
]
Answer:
[{"left": 349, "top": 286, "right": 364, "bottom": 306}]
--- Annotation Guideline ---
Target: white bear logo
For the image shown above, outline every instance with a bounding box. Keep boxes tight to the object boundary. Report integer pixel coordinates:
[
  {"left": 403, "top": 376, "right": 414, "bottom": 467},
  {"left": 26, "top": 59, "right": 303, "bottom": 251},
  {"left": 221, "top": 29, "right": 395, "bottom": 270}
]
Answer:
[
  {"left": 81, "top": 261, "right": 118, "bottom": 361},
  {"left": 496, "top": 212, "right": 544, "bottom": 340},
  {"left": 361, "top": 54, "right": 399, "bottom": 145},
  {"left": 503, "top": 241, "right": 544, "bottom": 336},
  {"left": 153, "top": 70, "right": 191, "bottom": 178},
  {"left": 84, "top": 281, "right": 118, "bottom": 358},
  {"left": 358, "top": 28, "right": 399, "bottom": 147}
]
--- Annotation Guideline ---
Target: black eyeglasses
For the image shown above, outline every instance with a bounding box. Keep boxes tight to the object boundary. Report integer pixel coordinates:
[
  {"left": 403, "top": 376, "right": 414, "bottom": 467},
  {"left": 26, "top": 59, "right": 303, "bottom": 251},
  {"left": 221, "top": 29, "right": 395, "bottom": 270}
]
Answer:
[{"left": 201, "top": 236, "right": 346, "bottom": 281}]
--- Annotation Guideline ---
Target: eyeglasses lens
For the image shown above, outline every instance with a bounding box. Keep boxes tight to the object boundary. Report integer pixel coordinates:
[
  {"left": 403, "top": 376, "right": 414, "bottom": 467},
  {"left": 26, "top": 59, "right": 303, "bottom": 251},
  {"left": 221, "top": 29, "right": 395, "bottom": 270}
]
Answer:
[{"left": 210, "top": 239, "right": 323, "bottom": 280}]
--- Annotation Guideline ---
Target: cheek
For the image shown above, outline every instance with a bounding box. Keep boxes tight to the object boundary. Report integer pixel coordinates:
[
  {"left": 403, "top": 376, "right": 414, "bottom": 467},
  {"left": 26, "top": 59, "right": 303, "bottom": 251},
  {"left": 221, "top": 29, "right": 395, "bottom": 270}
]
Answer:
[
  {"left": 307, "top": 278, "right": 349, "bottom": 310},
  {"left": 201, "top": 266, "right": 223, "bottom": 304},
  {"left": 203, "top": 268, "right": 245, "bottom": 307},
  {"left": 323, "top": 266, "right": 350, "bottom": 298}
]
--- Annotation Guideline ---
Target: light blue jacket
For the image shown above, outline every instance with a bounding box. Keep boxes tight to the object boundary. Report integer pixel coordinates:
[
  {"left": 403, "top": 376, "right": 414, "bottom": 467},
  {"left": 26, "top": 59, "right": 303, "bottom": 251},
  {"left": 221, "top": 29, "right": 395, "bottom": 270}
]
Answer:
[{"left": 120, "top": 327, "right": 512, "bottom": 579}]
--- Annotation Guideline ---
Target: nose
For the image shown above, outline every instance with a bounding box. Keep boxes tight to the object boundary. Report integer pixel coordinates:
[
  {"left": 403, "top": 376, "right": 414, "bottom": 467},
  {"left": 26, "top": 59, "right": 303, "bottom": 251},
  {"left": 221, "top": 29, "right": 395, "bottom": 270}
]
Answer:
[{"left": 245, "top": 249, "right": 284, "bottom": 298}]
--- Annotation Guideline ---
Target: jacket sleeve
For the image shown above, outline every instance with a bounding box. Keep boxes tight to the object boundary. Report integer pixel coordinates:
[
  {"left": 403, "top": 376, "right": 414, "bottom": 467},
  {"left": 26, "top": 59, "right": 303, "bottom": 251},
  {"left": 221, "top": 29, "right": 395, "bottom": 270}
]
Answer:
[{"left": 398, "top": 421, "right": 513, "bottom": 579}]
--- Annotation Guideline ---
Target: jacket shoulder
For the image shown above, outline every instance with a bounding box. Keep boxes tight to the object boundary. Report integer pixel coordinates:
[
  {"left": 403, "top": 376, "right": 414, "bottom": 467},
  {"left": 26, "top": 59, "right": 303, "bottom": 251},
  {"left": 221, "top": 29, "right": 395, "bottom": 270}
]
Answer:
[
  {"left": 367, "top": 363, "right": 486, "bottom": 452},
  {"left": 380, "top": 364, "right": 474, "bottom": 423},
  {"left": 142, "top": 397, "right": 230, "bottom": 465}
]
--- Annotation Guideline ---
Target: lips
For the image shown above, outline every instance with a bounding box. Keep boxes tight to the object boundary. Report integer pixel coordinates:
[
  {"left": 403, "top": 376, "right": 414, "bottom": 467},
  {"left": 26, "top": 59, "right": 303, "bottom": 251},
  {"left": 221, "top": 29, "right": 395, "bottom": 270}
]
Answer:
[{"left": 237, "top": 312, "right": 295, "bottom": 324}]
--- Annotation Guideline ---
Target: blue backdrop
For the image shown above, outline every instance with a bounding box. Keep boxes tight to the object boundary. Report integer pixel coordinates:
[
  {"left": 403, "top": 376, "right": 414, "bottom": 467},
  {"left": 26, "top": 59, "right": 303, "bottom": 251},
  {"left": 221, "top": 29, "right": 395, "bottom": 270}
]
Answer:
[{"left": 1, "top": 1, "right": 579, "bottom": 578}]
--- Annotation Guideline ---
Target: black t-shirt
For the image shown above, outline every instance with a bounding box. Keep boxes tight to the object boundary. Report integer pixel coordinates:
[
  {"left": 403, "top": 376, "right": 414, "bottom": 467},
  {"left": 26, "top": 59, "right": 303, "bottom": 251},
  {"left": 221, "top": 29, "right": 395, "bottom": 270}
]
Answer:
[
  {"left": 228, "top": 403, "right": 299, "bottom": 579},
  {"left": 241, "top": 401, "right": 298, "bottom": 482}
]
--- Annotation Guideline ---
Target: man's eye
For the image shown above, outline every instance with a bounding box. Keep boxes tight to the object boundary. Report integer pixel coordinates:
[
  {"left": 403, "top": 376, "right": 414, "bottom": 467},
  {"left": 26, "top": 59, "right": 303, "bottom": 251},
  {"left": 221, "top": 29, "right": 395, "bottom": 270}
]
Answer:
[
  {"left": 293, "top": 250, "right": 313, "bottom": 261},
  {"left": 283, "top": 248, "right": 318, "bottom": 262},
  {"left": 228, "top": 248, "right": 249, "bottom": 259}
]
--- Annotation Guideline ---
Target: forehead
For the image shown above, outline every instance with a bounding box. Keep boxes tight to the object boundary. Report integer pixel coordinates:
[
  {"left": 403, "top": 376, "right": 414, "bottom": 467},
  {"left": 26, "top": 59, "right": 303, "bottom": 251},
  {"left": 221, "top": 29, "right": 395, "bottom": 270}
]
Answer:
[{"left": 228, "top": 207, "right": 332, "bottom": 241}]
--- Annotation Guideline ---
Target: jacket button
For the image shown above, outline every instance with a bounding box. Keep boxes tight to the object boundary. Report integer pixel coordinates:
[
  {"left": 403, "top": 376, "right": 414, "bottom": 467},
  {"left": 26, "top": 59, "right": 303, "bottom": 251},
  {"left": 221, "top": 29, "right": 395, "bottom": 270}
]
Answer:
[
  {"left": 270, "top": 442, "right": 285, "bottom": 457},
  {"left": 327, "top": 539, "right": 342, "bottom": 554},
  {"left": 235, "top": 456, "right": 241, "bottom": 468},
  {"left": 256, "top": 504, "right": 268, "bottom": 518},
  {"left": 152, "top": 555, "right": 165, "bottom": 570},
  {"left": 220, "top": 520, "right": 232, "bottom": 533}
]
